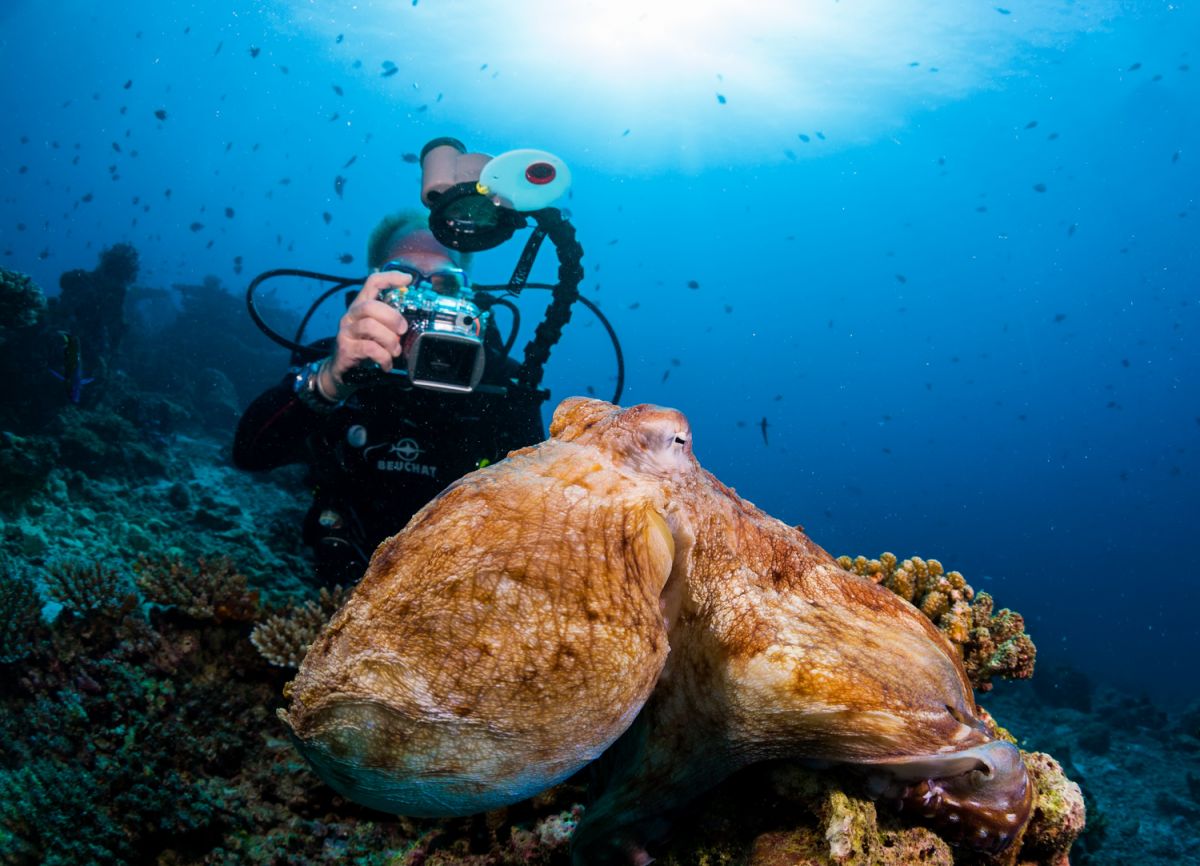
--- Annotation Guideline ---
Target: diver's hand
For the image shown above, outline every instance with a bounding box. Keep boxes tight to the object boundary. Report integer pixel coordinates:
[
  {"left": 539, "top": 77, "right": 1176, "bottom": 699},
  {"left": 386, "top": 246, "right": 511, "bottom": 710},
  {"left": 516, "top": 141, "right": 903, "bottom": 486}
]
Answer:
[{"left": 321, "top": 271, "right": 411, "bottom": 400}]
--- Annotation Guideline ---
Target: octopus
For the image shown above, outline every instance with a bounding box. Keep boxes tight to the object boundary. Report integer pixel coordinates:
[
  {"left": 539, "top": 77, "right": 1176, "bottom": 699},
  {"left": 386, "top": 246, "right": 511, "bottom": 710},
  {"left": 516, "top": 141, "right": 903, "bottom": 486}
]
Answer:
[{"left": 282, "top": 398, "right": 1033, "bottom": 862}]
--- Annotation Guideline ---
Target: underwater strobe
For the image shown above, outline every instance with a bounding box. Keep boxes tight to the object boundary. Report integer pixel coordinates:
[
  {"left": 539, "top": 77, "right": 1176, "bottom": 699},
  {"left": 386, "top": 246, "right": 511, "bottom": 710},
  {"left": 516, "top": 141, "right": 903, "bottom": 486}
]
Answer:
[{"left": 419, "top": 138, "right": 572, "bottom": 253}]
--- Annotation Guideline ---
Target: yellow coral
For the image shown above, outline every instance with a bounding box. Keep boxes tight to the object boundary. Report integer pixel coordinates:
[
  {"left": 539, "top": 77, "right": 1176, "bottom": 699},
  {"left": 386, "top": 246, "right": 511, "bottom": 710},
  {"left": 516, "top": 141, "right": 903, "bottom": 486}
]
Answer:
[{"left": 839, "top": 552, "right": 1035, "bottom": 692}]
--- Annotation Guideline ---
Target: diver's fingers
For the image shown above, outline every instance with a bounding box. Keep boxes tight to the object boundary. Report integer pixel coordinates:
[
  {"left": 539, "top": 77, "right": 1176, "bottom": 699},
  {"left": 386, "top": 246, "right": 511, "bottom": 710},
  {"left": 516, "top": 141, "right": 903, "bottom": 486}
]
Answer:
[
  {"left": 357, "top": 270, "right": 412, "bottom": 303},
  {"left": 346, "top": 315, "right": 403, "bottom": 358},
  {"left": 343, "top": 298, "right": 408, "bottom": 336},
  {"left": 347, "top": 338, "right": 396, "bottom": 373}
]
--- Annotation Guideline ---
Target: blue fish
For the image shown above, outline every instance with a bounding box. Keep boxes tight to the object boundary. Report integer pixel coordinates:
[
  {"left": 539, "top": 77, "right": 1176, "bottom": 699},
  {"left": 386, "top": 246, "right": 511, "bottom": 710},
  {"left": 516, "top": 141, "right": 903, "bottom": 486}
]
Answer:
[{"left": 50, "top": 332, "right": 94, "bottom": 403}]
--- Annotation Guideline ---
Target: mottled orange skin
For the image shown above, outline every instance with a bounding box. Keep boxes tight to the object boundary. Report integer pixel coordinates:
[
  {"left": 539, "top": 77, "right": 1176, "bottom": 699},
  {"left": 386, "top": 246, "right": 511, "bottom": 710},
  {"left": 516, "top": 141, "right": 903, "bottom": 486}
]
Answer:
[{"left": 282, "top": 398, "right": 1030, "bottom": 861}]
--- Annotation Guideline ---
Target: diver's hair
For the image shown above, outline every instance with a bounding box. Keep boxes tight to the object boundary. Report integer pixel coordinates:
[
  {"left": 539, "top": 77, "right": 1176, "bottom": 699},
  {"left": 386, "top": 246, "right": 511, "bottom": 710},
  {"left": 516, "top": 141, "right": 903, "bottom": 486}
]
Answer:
[{"left": 365, "top": 210, "right": 471, "bottom": 271}]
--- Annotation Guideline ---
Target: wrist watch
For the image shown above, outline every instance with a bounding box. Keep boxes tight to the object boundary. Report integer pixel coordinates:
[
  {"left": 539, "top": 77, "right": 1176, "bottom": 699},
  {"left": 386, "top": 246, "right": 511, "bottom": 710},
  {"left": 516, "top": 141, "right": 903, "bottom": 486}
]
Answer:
[{"left": 294, "top": 360, "right": 342, "bottom": 413}]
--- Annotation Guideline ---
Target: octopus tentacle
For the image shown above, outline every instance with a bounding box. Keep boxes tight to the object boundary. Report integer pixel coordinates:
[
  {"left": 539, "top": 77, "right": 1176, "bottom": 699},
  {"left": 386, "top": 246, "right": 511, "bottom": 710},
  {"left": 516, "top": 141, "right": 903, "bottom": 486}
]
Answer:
[{"left": 893, "top": 740, "right": 1032, "bottom": 853}]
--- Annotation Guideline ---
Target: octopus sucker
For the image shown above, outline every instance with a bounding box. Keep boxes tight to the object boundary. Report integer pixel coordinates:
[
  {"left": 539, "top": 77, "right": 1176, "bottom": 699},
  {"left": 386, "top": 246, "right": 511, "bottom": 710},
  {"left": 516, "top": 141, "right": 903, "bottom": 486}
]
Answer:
[{"left": 282, "top": 398, "right": 1034, "bottom": 860}]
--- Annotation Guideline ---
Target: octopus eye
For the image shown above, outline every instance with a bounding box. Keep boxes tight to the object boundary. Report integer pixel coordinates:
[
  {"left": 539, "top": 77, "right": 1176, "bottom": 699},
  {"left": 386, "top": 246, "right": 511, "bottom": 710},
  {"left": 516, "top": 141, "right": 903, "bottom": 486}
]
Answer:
[{"left": 673, "top": 435, "right": 687, "bottom": 446}]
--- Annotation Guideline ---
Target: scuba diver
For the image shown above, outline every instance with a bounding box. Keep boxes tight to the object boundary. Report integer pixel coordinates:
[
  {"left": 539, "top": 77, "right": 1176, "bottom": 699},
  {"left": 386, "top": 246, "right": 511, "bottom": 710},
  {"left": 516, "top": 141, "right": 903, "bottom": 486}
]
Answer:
[{"left": 234, "top": 138, "right": 621, "bottom": 586}]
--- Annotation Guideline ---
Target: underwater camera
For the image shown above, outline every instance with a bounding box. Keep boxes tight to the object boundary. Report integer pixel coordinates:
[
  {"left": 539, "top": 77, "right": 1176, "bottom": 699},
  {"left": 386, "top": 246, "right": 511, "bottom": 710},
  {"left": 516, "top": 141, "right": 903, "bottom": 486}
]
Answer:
[
  {"left": 246, "top": 137, "right": 627, "bottom": 403},
  {"left": 377, "top": 276, "right": 486, "bottom": 394}
]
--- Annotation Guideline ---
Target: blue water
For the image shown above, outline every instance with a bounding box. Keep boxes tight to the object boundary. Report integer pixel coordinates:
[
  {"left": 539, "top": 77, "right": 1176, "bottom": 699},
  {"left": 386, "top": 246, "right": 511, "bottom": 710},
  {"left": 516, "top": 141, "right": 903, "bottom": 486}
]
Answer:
[{"left": 1, "top": 0, "right": 1196, "bottom": 711}]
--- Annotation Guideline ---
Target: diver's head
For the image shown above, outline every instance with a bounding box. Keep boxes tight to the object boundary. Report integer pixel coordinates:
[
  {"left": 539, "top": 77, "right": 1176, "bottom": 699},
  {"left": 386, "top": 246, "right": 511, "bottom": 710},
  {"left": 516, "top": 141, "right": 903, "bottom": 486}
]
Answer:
[{"left": 367, "top": 210, "right": 470, "bottom": 276}]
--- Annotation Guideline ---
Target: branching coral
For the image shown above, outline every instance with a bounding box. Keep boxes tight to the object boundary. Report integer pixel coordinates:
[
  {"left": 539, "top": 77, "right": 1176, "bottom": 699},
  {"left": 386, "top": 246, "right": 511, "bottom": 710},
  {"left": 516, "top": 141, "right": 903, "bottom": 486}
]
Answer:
[
  {"left": 837, "top": 552, "right": 1035, "bottom": 692},
  {"left": 251, "top": 585, "right": 349, "bottom": 668},
  {"left": 0, "top": 559, "right": 44, "bottom": 664},
  {"left": 42, "top": 558, "right": 134, "bottom": 615},
  {"left": 134, "top": 555, "right": 259, "bottom": 622}
]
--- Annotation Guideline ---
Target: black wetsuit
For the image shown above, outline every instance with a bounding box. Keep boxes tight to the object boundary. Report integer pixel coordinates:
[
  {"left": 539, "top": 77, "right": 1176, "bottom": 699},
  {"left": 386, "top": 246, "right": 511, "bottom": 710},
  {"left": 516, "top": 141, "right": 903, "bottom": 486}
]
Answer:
[{"left": 233, "top": 341, "right": 545, "bottom": 584}]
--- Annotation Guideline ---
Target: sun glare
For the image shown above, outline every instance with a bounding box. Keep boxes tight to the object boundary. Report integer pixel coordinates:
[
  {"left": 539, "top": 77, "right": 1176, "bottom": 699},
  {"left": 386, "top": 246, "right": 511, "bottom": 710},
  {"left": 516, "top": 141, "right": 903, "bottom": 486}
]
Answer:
[{"left": 299, "top": 0, "right": 1123, "bottom": 169}]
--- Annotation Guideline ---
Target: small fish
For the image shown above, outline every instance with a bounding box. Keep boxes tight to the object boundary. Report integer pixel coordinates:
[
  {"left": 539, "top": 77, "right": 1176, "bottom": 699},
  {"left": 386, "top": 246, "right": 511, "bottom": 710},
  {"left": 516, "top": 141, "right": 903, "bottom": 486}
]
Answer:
[
  {"left": 50, "top": 332, "right": 94, "bottom": 403},
  {"left": 343, "top": 155, "right": 357, "bottom": 168},
  {"left": 336, "top": 33, "right": 344, "bottom": 43},
  {"left": 332, "top": 84, "right": 344, "bottom": 96},
  {"left": 995, "top": 6, "right": 1010, "bottom": 13},
  {"left": 1053, "top": 313, "right": 1067, "bottom": 323},
  {"left": 759, "top": 417, "right": 769, "bottom": 446},
  {"left": 123, "top": 79, "right": 132, "bottom": 90},
  {"left": 1033, "top": 182, "right": 1047, "bottom": 192},
  {"left": 154, "top": 108, "right": 167, "bottom": 120},
  {"left": 686, "top": 279, "right": 700, "bottom": 289},
  {"left": 724, "top": 304, "right": 733, "bottom": 314},
  {"left": 1128, "top": 62, "right": 1142, "bottom": 71},
  {"left": 339, "top": 253, "right": 354, "bottom": 264},
  {"left": 190, "top": 222, "right": 204, "bottom": 232},
  {"left": 213, "top": 40, "right": 223, "bottom": 56},
  {"left": 661, "top": 369, "right": 670, "bottom": 383},
  {"left": 335, "top": 175, "right": 346, "bottom": 197},
  {"left": 798, "top": 133, "right": 810, "bottom": 143},
  {"left": 1173, "top": 150, "right": 1181, "bottom": 163},
  {"left": 585, "top": 385, "right": 595, "bottom": 395},
  {"left": 895, "top": 273, "right": 907, "bottom": 283},
  {"left": 249, "top": 46, "right": 260, "bottom": 58},
  {"left": 401, "top": 152, "right": 419, "bottom": 163},
  {"left": 279, "top": 65, "right": 289, "bottom": 74},
  {"left": 1025, "top": 120, "right": 1038, "bottom": 129},
  {"left": 322, "top": 211, "right": 332, "bottom": 224},
  {"left": 622, "top": 129, "right": 631, "bottom": 137},
  {"left": 225, "top": 207, "right": 235, "bottom": 218},
  {"left": 382, "top": 66, "right": 399, "bottom": 78},
  {"left": 628, "top": 302, "right": 640, "bottom": 310},
  {"left": 716, "top": 93, "right": 726, "bottom": 104}
]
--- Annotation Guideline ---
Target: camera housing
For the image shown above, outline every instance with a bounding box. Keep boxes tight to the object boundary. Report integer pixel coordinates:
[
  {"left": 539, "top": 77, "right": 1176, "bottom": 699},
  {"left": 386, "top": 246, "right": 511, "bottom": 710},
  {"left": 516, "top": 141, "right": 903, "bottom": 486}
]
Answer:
[{"left": 378, "top": 285, "right": 487, "bottom": 393}]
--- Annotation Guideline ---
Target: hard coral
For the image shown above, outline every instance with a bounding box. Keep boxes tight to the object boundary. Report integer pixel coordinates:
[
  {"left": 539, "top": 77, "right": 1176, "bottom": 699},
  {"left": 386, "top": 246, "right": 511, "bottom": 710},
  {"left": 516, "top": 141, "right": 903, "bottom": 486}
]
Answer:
[
  {"left": 251, "top": 585, "right": 349, "bottom": 668},
  {"left": 837, "top": 553, "right": 1036, "bottom": 692},
  {"left": 42, "top": 557, "right": 133, "bottom": 615},
  {"left": 135, "top": 555, "right": 259, "bottom": 622},
  {"left": 963, "top": 592, "right": 1037, "bottom": 692},
  {"left": 1019, "top": 752, "right": 1087, "bottom": 866},
  {"left": 0, "top": 559, "right": 43, "bottom": 663}
]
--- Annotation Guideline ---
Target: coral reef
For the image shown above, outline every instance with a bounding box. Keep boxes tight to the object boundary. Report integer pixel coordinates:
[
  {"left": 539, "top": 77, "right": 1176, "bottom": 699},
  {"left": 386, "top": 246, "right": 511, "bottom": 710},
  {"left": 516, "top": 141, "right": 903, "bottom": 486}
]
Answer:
[
  {"left": 838, "top": 552, "right": 1036, "bottom": 691},
  {"left": 51, "top": 242, "right": 138, "bottom": 360},
  {"left": 252, "top": 585, "right": 350, "bottom": 668},
  {"left": 42, "top": 558, "right": 133, "bottom": 614},
  {"left": 121, "top": 273, "right": 297, "bottom": 420},
  {"left": 1020, "top": 753, "right": 1087, "bottom": 866},
  {"left": 134, "top": 555, "right": 260, "bottom": 622},
  {"left": 0, "top": 558, "right": 43, "bottom": 663},
  {"left": 962, "top": 592, "right": 1037, "bottom": 693},
  {"left": 0, "top": 268, "right": 45, "bottom": 344},
  {"left": 0, "top": 431, "right": 57, "bottom": 507}
]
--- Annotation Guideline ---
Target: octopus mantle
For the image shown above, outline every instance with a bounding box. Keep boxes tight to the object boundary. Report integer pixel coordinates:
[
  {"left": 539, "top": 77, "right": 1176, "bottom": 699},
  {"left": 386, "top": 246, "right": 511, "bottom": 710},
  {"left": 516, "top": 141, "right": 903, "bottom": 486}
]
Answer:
[{"left": 282, "top": 398, "right": 1032, "bottom": 862}]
